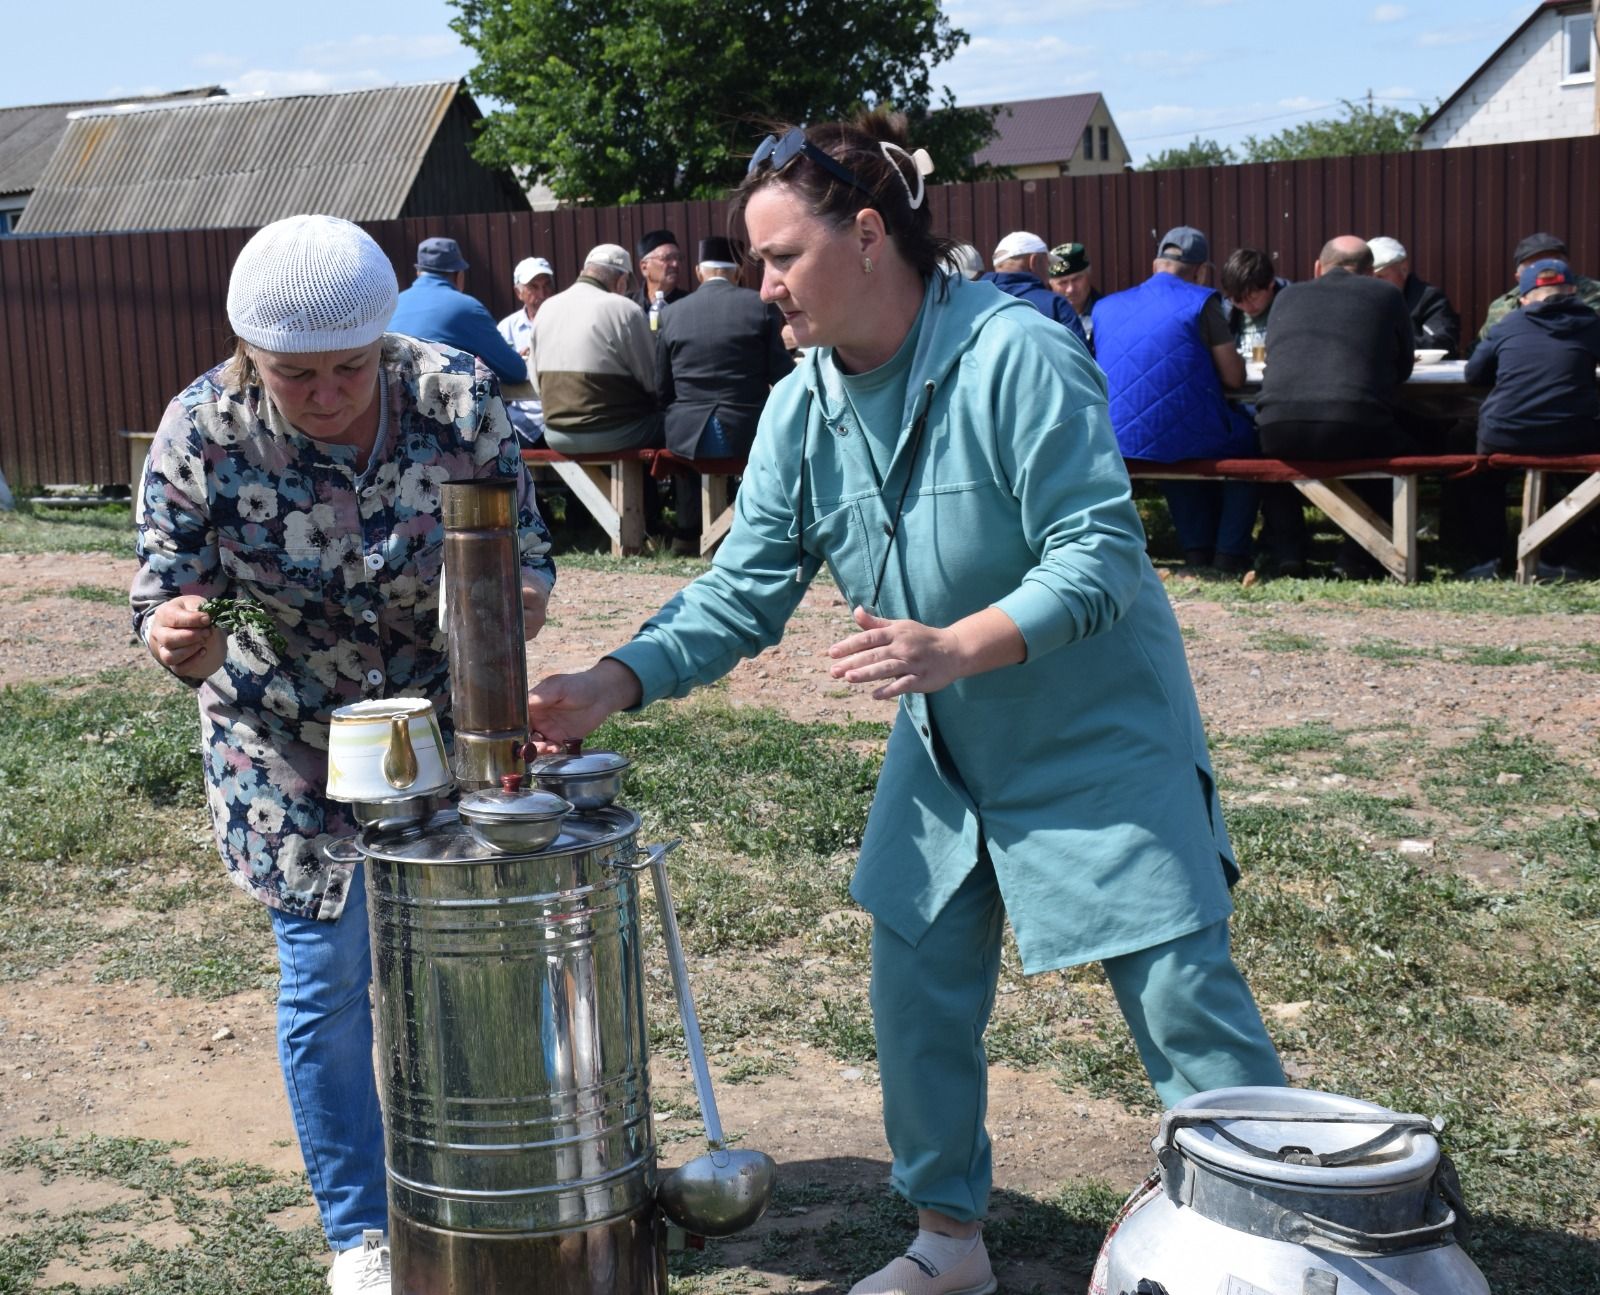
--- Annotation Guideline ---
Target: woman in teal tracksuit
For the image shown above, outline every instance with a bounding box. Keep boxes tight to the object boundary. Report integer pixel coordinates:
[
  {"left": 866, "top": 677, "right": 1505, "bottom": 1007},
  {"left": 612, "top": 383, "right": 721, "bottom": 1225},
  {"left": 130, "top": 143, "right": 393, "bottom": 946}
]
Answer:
[{"left": 525, "top": 113, "right": 1284, "bottom": 1295}]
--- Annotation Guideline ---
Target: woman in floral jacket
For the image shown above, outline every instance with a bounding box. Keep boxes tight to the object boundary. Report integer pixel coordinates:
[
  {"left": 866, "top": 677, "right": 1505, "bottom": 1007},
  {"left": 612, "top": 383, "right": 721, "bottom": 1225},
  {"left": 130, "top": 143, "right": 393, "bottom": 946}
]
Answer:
[{"left": 130, "top": 214, "right": 554, "bottom": 1294}]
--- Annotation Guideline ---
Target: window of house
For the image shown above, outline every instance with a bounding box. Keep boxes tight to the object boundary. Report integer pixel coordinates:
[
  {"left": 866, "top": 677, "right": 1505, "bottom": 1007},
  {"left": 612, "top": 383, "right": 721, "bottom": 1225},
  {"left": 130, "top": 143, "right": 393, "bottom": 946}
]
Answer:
[
  {"left": 1565, "top": 12, "right": 1595, "bottom": 83},
  {"left": 1099, "top": 126, "right": 1110, "bottom": 160},
  {"left": 1082, "top": 126, "right": 1095, "bottom": 160}
]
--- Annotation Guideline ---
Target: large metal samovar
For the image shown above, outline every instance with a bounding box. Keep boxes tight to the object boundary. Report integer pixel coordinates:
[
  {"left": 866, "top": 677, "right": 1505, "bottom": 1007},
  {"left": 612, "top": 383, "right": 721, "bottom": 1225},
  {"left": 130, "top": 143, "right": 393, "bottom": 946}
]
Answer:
[{"left": 340, "top": 478, "right": 768, "bottom": 1294}]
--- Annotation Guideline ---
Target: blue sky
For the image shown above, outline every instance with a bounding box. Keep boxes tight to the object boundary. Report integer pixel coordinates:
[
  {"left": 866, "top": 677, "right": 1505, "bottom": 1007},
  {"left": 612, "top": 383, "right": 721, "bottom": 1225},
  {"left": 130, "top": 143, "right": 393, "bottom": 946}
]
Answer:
[{"left": 9, "top": 1, "right": 1539, "bottom": 164}]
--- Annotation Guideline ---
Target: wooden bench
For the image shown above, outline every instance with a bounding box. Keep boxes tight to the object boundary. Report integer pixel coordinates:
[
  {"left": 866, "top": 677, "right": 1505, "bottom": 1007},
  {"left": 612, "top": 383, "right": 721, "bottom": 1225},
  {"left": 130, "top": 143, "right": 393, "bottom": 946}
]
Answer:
[
  {"left": 1124, "top": 455, "right": 1487, "bottom": 583},
  {"left": 521, "top": 447, "right": 746, "bottom": 557},
  {"left": 1484, "top": 453, "right": 1600, "bottom": 582},
  {"left": 526, "top": 445, "right": 1591, "bottom": 582}
]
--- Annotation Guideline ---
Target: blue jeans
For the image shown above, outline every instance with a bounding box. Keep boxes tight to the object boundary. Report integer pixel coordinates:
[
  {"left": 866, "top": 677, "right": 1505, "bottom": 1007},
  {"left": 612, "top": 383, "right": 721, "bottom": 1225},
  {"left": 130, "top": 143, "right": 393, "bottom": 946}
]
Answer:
[
  {"left": 871, "top": 854, "right": 1284, "bottom": 1221},
  {"left": 269, "top": 866, "right": 388, "bottom": 1250},
  {"left": 1161, "top": 480, "right": 1261, "bottom": 561}
]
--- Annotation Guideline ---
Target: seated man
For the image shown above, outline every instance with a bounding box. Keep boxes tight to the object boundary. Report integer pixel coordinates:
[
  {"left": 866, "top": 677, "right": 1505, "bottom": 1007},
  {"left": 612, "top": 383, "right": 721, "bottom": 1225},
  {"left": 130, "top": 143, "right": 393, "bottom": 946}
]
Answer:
[
  {"left": 1220, "top": 248, "right": 1289, "bottom": 358},
  {"left": 1095, "top": 226, "right": 1258, "bottom": 572},
  {"left": 1476, "top": 232, "right": 1600, "bottom": 349},
  {"left": 527, "top": 244, "right": 658, "bottom": 454},
  {"left": 979, "top": 231, "right": 1087, "bottom": 345},
  {"left": 1460, "top": 259, "right": 1600, "bottom": 579},
  {"left": 1047, "top": 242, "right": 1100, "bottom": 344},
  {"left": 656, "top": 236, "right": 794, "bottom": 551},
  {"left": 1253, "top": 236, "right": 1415, "bottom": 574},
  {"left": 497, "top": 256, "right": 556, "bottom": 447},
  {"left": 389, "top": 236, "right": 528, "bottom": 385},
  {"left": 1369, "top": 236, "right": 1460, "bottom": 358}
]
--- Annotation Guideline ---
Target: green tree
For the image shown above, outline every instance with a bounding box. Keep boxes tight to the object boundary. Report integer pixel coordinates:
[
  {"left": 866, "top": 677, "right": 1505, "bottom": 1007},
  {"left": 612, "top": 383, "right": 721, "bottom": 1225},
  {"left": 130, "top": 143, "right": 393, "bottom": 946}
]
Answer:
[
  {"left": 1142, "top": 137, "right": 1239, "bottom": 171},
  {"left": 449, "top": 0, "right": 1001, "bottom": 205},
  {"left": 1240, "top": 98, "right": 1428, "bottom": 162}
]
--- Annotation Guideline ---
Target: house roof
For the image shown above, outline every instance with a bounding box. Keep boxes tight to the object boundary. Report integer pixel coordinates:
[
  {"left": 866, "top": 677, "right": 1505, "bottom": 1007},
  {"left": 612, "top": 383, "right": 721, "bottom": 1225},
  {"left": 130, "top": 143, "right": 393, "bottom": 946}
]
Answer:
[
  {"left": 0, "top": 88, "right": 223, "bottom": 200},
  {"left": 971, "top": 93, "right": 1104, "bottom": 168},
  {"left": 1416, "top": 0, "right": 1586, "bottom": 136},
  {"left": 15, "top": 80, "right": 467, "bottom": 233}
]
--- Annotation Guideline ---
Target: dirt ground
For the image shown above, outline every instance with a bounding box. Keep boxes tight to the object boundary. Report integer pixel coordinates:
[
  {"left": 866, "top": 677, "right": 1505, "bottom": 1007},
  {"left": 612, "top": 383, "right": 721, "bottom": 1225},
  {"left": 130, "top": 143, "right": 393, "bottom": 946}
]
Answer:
[{"left": 3, "top": 551, "right": 1599, "bottom": 1287}]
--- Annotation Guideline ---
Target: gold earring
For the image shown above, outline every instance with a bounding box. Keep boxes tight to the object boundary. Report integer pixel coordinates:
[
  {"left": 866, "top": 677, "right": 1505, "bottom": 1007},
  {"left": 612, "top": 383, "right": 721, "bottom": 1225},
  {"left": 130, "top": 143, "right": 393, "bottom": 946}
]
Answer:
[{"left": 863, "top": 257, "right": 874, "bottom": 274}]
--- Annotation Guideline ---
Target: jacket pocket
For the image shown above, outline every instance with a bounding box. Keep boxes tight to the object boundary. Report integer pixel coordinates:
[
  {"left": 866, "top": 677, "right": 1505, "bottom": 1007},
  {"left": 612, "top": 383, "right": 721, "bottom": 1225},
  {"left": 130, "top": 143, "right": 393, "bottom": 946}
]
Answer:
[{"left": 798, "top": 499, "right": 873, "bottom": 607}]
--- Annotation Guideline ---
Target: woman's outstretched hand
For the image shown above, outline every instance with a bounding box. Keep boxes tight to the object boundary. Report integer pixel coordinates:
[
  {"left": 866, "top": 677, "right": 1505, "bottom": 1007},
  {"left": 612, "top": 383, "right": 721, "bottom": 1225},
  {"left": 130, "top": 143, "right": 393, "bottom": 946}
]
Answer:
[
  {"left": 827, "top": 605, "right": 1027, "bottom": 701},
  {"left": 526, "top": 660, "right": 643, "bottom": 754}
]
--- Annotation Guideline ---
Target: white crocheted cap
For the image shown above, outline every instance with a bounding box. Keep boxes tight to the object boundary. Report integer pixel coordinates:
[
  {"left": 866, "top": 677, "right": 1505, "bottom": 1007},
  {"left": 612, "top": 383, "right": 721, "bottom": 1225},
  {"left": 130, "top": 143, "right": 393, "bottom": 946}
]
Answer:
[{"left": 227, "top": 214, "right": 398, "bottom": 353}]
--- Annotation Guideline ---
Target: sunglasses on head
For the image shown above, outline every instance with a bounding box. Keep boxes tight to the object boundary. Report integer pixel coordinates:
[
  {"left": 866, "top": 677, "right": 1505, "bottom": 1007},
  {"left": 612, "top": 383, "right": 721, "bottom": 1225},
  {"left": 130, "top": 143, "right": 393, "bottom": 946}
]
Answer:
[{"left": 747, "top": 128, "right": 876, "bottom": 198}]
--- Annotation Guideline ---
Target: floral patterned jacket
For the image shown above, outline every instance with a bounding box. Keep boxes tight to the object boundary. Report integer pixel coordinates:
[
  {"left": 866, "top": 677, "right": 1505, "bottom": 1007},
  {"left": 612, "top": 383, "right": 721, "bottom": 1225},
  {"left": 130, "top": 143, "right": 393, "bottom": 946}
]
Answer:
[{"left": 131, "top": 334, "right": 555, "bottom": 920}]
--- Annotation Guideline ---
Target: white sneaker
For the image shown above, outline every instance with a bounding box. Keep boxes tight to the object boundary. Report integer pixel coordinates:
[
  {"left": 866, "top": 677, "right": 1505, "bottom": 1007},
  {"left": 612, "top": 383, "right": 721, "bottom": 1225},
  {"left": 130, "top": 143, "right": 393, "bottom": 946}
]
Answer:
[
  {"left": 328, "top": 1230, "right": 391, "bottom": 1293},
  {"left": 848, "top": 1234, "right": 997, "bottom": 1295}
]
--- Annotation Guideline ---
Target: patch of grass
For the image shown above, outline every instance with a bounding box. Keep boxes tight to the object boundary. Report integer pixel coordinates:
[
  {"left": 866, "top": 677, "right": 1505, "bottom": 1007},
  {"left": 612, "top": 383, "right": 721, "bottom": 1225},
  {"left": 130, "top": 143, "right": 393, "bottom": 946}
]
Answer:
[
  {"left": 0, "top": 1133, "right": 324, "bottom": 1295},
  {"left": 1173, "top": 573, "right": 1600, "bottom": 616},
  {"left": 0, "top": 500, "right": 134, "bottom": 556},
  {"left": 1421, "top": 722, "right": 1591, "bottom": 815},
  {"left": 96, "top": 915, "right": 276, "bottom": 1000},
  {"left": 60, "top": 583, "right": 129, "bottom": 604},
  {"left": 1247, "top": 629, "right": 1324, "bottom": 652}
]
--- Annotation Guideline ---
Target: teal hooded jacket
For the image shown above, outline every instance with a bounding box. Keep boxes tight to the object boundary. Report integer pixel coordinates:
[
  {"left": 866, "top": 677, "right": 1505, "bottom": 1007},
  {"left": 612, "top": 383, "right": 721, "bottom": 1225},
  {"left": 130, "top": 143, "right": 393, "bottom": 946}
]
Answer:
[{"left": 610, "top": 272, "right": 1235, "bottom": 972}]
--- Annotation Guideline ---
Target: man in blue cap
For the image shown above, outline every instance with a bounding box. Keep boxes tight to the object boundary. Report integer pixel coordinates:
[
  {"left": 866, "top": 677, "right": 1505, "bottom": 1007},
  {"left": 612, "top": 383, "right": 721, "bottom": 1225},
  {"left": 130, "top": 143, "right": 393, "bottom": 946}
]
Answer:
[
  {"left": 389, "top": 236, "right": 528, "bottom": 385},
  {"left": 1458, "top": 258, "right": 1600, "bottom": 579}
]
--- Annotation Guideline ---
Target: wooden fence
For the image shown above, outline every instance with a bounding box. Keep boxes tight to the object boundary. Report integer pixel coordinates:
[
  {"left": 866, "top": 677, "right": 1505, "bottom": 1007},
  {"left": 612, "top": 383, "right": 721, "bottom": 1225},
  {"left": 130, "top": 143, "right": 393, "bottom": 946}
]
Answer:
[{"left": 2, "top": 134, "right": 1597, "bottom": 486}]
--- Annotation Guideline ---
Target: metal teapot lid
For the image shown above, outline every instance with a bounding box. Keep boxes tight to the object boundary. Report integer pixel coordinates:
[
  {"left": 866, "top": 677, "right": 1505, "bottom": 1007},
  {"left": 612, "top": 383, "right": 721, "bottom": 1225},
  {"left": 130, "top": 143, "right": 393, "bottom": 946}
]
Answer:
[
  {"left": 459, "top": 775, "right": 571, "bottom": 823},
  {"left": 532, "top": 743, "right": 632, "bottom": 777},
  {"left": 1161, "top": 1086, "right": 1441, "bottom": 1190}
]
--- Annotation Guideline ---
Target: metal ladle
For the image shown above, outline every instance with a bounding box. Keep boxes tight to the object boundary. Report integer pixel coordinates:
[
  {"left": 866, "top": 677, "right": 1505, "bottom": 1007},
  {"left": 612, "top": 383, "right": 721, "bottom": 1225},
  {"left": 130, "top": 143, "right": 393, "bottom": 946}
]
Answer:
[{"left": 647, "top": 844, "right": 777, "bottom": 1237}]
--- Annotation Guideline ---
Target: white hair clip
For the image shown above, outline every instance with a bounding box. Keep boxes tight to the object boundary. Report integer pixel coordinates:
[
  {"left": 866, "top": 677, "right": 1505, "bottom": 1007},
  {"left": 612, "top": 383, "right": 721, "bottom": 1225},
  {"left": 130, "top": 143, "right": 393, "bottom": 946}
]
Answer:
[{"left": 880, "top": 143, "right": 935, "bottom": 211}]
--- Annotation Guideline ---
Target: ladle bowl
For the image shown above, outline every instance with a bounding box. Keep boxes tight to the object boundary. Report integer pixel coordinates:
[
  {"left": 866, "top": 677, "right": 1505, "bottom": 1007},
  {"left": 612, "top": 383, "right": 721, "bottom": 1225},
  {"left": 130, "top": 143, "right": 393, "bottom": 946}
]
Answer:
[{"left": 657, "top": 1146, "right": 777, "bottom": 1237}]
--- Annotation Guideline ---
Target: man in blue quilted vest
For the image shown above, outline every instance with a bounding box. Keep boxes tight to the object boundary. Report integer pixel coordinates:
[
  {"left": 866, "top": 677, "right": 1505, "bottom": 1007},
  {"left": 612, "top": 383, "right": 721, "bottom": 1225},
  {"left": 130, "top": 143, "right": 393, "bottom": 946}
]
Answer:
[{"left": 1095, "top": 227, "right": 1259, "bottom": 573}]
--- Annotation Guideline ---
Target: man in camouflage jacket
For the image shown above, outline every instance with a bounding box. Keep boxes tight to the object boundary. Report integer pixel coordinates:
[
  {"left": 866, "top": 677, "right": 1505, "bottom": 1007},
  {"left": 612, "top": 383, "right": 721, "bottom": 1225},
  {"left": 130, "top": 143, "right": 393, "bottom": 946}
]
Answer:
[{"left": 1477, "top": 232, "right": 1600, "bottom": 345}]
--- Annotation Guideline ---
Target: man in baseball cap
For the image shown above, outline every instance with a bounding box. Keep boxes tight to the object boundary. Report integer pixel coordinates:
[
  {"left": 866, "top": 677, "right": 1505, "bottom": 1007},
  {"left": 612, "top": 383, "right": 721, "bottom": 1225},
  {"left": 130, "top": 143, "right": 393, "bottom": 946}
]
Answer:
[
  {"left": 977, "top": 230, "right": 1086, "bottom": 342},
  {"left": 1047, "top": 242, "right": 1100, "bottom": 342},
  {"left": 525, "top": 242, "right": 661, "bottom": 458},
  {"left": 389, "top": 234, "right": 528, "bottom": 385},
  {"left": 1477, "top": 232, "right": 1600, "bottom": 345},
  {"left": 1093, "top": 224, "right": 1259, "bottom": 572},
  {"left": 1367, "top": 235, "right": 1461, "bottom": 358},
  {"left": 1462, "top": 257, "right": 1600, "bottom": 578},
  {"left": 498, "top": 256, "right": 558, "bottom": 446}
]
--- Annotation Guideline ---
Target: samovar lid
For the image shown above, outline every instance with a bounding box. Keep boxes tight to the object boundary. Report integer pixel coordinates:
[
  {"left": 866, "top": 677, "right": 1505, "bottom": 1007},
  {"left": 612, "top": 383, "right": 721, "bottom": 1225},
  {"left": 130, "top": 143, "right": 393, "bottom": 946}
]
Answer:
[
  {"left": 1162, "top": 1086, "right": 1441, "bottom": 1190},
  {"left": 360, "top": 805, "right": 642, "bottom": 864}
]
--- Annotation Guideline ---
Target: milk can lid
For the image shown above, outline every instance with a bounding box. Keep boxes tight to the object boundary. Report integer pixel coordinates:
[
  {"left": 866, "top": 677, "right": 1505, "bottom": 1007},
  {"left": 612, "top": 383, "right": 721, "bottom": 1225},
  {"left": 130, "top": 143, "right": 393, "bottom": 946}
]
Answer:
[{"left": 1164, "top": 1086, "right": 1441, "bottom": 1190}]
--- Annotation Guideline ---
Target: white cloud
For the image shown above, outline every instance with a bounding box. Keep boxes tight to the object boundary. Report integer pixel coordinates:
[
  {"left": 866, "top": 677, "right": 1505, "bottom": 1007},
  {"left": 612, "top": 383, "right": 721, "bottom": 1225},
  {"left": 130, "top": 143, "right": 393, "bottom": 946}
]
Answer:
[
  {"left": 296, "top": 33, "right": 466, "bottom": 70},
  {"left": 941, "top": 35, "right": 1101, "bottom": 104},
  {"left": 1417, "top": 19, "right": 1507, "bottom": 48},
  {"left": 1122, "top": 49, "right": 1225, "bottom": 75},
  {"left": 192, "top": 52, "right": 244, "bottom": 73},
  {"left": 1371, "top": 4, "right": 1407, "bottom": 23},
  {"left": 1276, "top": 96, "right": 1326, "bottom": 111},
  {"left": 225, "top": 68, "right": 389, "bottom": 98}
]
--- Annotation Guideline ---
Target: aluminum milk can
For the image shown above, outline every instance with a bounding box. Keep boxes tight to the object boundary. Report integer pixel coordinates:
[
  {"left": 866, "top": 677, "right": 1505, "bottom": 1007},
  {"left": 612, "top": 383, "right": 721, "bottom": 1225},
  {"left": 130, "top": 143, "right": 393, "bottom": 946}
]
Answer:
[{"left": 1090, "top": 1086, "right": 1491, "bottom": 1295}]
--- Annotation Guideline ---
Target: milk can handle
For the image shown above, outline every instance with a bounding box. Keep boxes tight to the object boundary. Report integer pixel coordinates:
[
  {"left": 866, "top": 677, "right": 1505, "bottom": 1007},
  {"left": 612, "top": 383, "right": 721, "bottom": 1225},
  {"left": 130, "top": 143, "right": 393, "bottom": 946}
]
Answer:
[
  {"left": 1283, "top": 1201, "right": 1461, "bottom": 1254},
  {"left": 321, "top": 835, "right": 364, "bottom": 865},
  {"left": 1158, "top": 1108, "right": 1442, "bottom": 1162}
]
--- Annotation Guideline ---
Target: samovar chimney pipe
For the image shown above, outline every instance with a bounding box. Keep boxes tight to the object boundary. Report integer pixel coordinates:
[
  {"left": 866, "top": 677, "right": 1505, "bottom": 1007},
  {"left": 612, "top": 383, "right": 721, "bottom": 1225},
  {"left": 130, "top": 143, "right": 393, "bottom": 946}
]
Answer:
[{"left": 441, "top": 478, "right": 529, "bottom": 790}]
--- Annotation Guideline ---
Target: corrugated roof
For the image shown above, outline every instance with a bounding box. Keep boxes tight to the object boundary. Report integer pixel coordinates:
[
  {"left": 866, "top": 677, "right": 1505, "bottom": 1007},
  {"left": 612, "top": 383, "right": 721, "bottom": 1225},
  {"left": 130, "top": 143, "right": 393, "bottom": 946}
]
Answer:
[
  {"left": 16, "top": 81, "right": 462, "bottom": 233},
  {"left": 972, "top": 93, "right": 1103, "bottom": 168},
  {"left": 0, "top": 88, "right": 222, "bottom": 199}
]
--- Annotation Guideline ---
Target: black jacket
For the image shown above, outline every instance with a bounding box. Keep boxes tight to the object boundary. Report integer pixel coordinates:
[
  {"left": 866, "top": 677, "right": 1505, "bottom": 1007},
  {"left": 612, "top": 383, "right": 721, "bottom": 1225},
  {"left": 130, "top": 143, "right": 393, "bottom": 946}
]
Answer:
[
  {"left": 1255, "top": 270, "right": 1416, "bottom": 450},
  {"left": 655, "top": 279, "right": 794, "bottom": 457},
  {"left": 1465, "top": 295, "right": 1600, "bottom": 453},
  {"left": 1403, "top": 274, "right": 1461, "bottom": 358},
  {"left": 630, "top": 285, "right": 689, "bottom": 316}
]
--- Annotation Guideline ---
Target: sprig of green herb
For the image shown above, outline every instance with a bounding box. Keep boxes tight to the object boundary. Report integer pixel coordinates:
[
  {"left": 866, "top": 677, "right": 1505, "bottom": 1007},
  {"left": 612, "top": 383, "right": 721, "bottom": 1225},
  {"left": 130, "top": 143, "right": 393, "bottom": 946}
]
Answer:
[{"left": 200, "top": 596, "right": 286, "bottom": 656}]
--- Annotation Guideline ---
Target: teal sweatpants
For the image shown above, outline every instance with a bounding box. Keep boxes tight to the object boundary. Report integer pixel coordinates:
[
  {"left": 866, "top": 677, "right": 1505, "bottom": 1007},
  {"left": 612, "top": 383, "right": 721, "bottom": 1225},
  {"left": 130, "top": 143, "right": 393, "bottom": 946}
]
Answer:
[{"left": 869, "top": 853, "right": 1285, "bottom": 1221}]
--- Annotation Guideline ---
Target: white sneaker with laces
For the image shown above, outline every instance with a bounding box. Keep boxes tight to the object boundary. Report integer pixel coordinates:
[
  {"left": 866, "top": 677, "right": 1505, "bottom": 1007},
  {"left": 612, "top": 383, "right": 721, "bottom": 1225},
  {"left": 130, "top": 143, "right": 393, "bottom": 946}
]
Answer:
[{"left": 328, "top": 1229, "right": 391, "bottom": 1294}]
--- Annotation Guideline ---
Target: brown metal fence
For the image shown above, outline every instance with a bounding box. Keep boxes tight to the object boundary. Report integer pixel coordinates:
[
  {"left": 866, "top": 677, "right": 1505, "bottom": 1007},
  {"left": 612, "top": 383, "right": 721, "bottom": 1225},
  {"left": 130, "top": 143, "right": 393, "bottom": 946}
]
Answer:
[{"left": 2, "top": 134, "right": 1597, "bottom": 487}]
